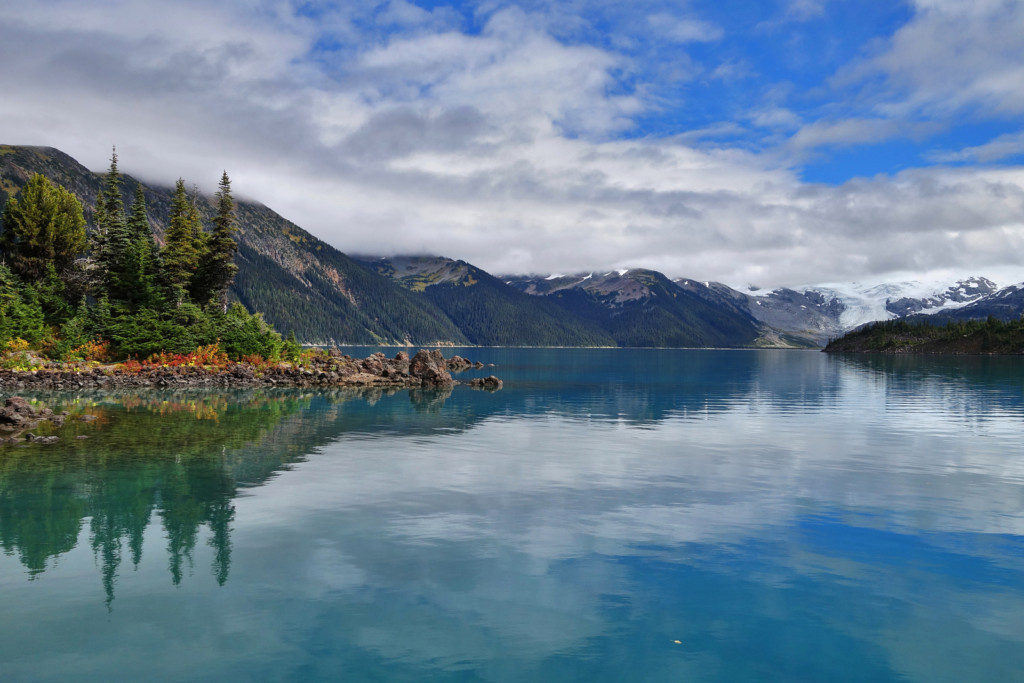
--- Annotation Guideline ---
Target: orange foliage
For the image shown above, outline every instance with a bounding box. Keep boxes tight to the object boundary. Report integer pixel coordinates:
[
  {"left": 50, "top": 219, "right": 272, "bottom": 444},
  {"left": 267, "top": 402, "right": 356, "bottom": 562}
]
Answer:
[
  {"left": 74, "top": 339, "right": 111, "bottom": 363},
  {"left": 145, "top": 343, "right": 230, "bottom": 368}
]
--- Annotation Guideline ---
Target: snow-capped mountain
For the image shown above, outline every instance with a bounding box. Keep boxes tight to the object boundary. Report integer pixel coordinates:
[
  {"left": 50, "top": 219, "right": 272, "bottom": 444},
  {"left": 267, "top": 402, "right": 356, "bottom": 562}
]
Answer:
[
  {"left": 799, "top": 276, "right": 999, "bottom": 328},
  {"left": 513, "top": 269, "right": 1022, "bottom": 348},
  {"left": 681, "top": 275, "right": 1007, "bottom": 346}
]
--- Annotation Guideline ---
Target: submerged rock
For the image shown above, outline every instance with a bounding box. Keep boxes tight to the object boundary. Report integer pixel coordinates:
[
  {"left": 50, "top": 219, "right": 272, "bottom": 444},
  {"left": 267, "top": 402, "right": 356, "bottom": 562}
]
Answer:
[{"left": 0, "top": 396, "right": 37, "bottom": 428}]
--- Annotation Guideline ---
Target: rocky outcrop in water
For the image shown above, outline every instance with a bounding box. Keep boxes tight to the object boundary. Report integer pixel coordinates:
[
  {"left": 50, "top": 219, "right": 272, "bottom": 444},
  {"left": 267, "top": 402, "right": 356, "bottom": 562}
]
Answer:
[
  {"left": 468, "top": 376, "right": 503, "bottom": 390},
  {"left": 0, "top": 396, "right": 65, "bottom": 444},
  {"left": 446, "top": 355, "right": 485, "bottom": 371}
]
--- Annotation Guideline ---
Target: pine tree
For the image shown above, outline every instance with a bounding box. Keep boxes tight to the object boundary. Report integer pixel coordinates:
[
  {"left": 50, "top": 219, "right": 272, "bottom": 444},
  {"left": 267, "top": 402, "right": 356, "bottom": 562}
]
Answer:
[
  {"left": 194, "top": 171, "right": 238, "bottom": 310},
  {"left": 0, "top": 173, "right": 87, "bottom": 281},
  {"left": 125, "top": 183, "right": 159, "bottom": 306},
  {"left": 95, "top": 147, "right": 131, "bottom": 298},
  {"left": 162, "top": 179, "right": 201, "bottom": 306}
]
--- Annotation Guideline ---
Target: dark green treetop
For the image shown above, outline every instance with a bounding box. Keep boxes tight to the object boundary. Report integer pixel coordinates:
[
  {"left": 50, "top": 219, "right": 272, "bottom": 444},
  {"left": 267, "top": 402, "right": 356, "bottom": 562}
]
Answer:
[
  {"left": 194, "top": 171, "right": 239, "bottom": 310},
  {"left": 0, "top": 172, "right": 86, "bottom": 281},
  {"left": 162, "top": 179, "right": 202, "bottom": 305}
]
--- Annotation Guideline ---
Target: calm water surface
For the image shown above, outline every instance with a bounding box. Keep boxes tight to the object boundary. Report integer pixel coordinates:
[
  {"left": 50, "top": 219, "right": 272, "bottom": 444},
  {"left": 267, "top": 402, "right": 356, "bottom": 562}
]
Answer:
[{"left": 1, "top": 349, "right": 1023, "bottom": 681}]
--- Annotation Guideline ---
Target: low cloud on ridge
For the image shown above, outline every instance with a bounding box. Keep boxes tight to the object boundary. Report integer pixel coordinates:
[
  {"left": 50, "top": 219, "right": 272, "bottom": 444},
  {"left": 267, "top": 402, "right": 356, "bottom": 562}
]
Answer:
[{"left": 1, "top": 0, "right": 1022, "bottom": 288}]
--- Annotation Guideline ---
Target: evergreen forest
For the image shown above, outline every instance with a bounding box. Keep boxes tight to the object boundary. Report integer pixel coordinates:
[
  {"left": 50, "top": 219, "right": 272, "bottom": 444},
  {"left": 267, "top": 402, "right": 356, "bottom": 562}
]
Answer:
[{"left": 0, "top": 150, "right": 293, "bottom": 363}]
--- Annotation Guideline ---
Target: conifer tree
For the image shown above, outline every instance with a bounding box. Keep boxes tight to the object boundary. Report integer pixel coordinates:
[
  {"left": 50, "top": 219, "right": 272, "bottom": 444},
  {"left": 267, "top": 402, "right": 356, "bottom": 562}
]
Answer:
[
  {"left": 162, "top": 179, "right": 201, "bottom": 306},
  {"left": 194, "top": 171, "right": 238, "bottom": 310},
  {"left": 125, "top": 183, "right": 159, "bottom": 306},
  {"left": 94, "top": 148, "right": 131, "bottom": 298},
  {"left": 0, "top": 173, "right": 87, "bottom": 281}
]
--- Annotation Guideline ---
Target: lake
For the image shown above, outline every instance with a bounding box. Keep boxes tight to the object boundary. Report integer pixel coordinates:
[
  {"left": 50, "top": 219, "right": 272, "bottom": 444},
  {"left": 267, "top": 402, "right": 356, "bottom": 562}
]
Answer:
[{"left": 1, "top": 348, "right": 1023, "bottom": 681}]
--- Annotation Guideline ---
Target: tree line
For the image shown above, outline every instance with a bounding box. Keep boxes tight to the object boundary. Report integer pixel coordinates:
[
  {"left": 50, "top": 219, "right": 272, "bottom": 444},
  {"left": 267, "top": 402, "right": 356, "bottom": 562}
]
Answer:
[{"left": 0, "top": 149, "right": 293, "bottom": 361}]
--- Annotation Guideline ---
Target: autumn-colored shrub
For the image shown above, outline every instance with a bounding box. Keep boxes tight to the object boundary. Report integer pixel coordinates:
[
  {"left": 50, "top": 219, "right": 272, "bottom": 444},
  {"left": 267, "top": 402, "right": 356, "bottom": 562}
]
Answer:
[
  {"left": 145, "top": 342, "right": 230, "bottom": 369},
  {"left": 76, "top": 339, "right": 111, "bottom": 362},
  {"left": 240, "top": 354, "right": 273, "bottom": 369},
  {"left": 120, "top": 358, "right": 144, "bottom": 373}
]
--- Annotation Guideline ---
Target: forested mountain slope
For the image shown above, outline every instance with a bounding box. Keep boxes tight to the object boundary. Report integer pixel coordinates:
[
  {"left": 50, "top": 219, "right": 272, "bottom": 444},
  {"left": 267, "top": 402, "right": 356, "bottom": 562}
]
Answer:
[
  {"left": 507, "top": 269, "right": 764, "bottom": 347},
  {"left": 0, "top": 145, "right": 467, "bottom": 345},
  {"left": 356, "top": 256, "right": 615, "bottom": 346}
]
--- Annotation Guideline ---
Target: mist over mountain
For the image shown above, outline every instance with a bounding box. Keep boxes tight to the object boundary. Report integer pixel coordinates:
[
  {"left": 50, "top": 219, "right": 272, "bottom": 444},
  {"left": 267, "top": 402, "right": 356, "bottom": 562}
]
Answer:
[{"left": 4, "top": 145, "right": 1021, "bottom": 349}]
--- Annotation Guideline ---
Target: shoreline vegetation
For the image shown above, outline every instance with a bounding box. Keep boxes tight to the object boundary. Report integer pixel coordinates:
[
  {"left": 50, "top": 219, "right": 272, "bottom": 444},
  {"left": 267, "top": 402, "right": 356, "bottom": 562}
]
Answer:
[
  {"left": 0, "top": 147, "right": 505, "bottom": 390},
  {"left": 824, "top": 317, "right": 1024, "bottom": 355}
]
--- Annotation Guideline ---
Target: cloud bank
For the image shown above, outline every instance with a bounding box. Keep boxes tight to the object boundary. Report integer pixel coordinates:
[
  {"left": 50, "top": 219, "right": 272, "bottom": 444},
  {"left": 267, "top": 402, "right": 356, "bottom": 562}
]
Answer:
[{"left": 0, "top": 0, "right": 1022, "bottom": 287}]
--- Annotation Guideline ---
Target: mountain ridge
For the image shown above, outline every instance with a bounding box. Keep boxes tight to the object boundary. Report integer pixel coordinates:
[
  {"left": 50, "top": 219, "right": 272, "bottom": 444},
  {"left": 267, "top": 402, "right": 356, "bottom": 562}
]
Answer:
[
  {"left": 6, "top": 145, "right": 1021, "bottom": 349},
  {"left": 0, "top": 145, "right": 468, "bottom": 345}
]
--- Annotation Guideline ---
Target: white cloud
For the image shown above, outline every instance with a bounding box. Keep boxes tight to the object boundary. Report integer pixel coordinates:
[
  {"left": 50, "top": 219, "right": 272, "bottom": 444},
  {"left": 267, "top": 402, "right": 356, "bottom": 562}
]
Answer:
[
  {"left": 837, "top": 0, "right": 1024, "bottom": 118},
  {"left": 785, "top": 0, "right": 828, "bottom": 20},
  {"left": 785, "top": 117, "right": 942, "bottom": 152},
  {"left": 929, "top": 130, "right": 1024, "bottom": 164},
  {"left": 647, "top": 12, "right": 723, "bottom": 43},
  {"left": 0, "top": 0, "right": 1022, "bottom": 288}
]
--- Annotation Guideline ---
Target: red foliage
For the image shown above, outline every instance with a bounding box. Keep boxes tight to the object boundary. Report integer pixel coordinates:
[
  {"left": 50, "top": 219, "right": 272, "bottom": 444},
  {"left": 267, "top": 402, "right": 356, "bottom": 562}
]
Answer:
[{"left": 145, "top": 343, "right": 231, "bottom": 369}]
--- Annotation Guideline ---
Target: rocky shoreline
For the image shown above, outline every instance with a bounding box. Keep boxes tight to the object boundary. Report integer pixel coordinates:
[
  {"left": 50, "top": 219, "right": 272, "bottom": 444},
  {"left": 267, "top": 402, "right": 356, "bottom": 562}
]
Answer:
[{"left": 0, "top": 349, "right": 503, "bottom": 392}]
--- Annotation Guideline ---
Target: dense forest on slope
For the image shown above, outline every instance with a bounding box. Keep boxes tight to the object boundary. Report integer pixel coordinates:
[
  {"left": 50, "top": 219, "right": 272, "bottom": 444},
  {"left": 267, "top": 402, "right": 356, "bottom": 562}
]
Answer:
[
  {"left": 824, "top": 317, "right": 1024, "bottom": 354},
  {"left": 358, "top": 256, "right": 615, "bottom": 346},
  {"left": 0, "top": 146, "right": 465, "bottom": 344},
  {"left": 509, "top": 269, "right": 764, "bottom": 347}
]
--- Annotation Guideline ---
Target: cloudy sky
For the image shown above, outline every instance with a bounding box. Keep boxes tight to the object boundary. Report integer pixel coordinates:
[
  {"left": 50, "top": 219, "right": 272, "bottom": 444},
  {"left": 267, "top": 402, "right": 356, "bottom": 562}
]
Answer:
[{"left": 2, "top": 0, "right": 1023, "bottom": 287}]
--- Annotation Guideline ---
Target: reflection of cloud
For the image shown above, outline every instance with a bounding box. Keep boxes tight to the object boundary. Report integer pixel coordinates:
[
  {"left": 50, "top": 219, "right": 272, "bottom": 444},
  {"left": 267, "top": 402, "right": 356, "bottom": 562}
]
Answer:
[{"left": 2, "top": 353, "right": 1024, "bottom": 677}]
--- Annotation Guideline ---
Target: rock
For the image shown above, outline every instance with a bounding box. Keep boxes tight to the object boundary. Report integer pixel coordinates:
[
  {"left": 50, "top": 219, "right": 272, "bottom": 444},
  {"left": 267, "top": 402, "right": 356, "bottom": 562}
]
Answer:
[
  {"left": 0, "top": 396, "right": 36, "bottom": 426},
  {"left": 446, "top": 355, "right": 486, "bottom": 372},
  {"left": 468, "top": 375, "right": 503, "bottom": 390},
  {"left": 75, "top": 435, "right": 90, "bottom": 440},
  {"left": 409, "top": 350, "right": 454, "bottom": 386},
  {"left": 79, "top": 414, "right": 98, "bottom": 422},
  {"left": 447, "top": 355, "right": 471, "bottom": 371},
  {"left": 361, "top": 353, "right": 386, "bottom": 375}
]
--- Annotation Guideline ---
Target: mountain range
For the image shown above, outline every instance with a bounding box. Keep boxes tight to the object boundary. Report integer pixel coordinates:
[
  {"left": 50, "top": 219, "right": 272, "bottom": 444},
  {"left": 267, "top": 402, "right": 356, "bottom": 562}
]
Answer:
[{"left": 2, "top": 145, "right": 1021, "bottom": 348}]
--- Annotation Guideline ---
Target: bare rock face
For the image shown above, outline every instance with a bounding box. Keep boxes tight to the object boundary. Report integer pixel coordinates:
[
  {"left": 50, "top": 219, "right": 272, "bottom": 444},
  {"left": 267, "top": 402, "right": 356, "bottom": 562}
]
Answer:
[
  {"left": 409, "top": 350, "right": 454, "bottom": 386},
  {"left": 468, "top": 376, "right": 503, "bottom": 390}
]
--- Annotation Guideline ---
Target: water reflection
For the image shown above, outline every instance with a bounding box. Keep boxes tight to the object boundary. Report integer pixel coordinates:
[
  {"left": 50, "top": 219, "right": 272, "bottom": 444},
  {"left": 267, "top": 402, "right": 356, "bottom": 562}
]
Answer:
[
  {"left": 0, "top": 350, "right": 1023, "bottom": 680},
  {"left": 0, "top": 388, "right": 462, "bottom": 606}
]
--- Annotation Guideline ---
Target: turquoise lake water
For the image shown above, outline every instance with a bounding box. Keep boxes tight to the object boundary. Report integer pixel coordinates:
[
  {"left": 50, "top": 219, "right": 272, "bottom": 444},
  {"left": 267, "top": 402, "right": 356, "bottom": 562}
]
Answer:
[{"left": 1, "top": 348, "right": 1023, "bottom": 681}]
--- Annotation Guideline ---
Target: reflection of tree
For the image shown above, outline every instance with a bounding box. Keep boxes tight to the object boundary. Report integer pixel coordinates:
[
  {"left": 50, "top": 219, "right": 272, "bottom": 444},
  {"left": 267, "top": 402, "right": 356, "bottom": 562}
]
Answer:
[
  {"left": 0, "top": 391, "right": 316, "bottom": 607},
  {"left": 0, "top": 386, "right": 469, "bottom": 606}
]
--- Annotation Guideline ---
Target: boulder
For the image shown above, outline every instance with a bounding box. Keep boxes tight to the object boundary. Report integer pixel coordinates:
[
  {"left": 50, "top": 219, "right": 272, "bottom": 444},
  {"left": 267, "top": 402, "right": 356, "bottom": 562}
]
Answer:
[
  {"left": 361, "top": 352, "right": 386, "bottom": 375},
  {"left": 409, "top": 350, "right": 454, "bottom": 386},
  {"left": 468, "top": 376, "right": 503, "bottom": 391}
]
